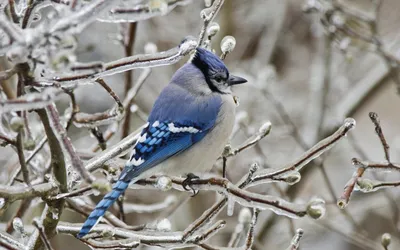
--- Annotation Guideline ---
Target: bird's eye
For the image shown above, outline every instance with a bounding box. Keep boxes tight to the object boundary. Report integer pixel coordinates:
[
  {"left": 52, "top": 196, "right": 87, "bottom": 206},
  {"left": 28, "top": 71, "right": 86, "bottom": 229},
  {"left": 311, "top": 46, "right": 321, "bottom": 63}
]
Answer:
[{"left": 215, "top": 76, "right": 222, "bottom": 83}]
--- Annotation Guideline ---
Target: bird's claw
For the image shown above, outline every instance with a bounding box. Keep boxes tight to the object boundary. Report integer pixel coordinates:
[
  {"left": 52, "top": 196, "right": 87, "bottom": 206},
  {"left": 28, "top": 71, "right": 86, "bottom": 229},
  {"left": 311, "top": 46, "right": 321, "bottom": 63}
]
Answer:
[{"left": 182, "top": 173, "right": 200, "bottom": 197}]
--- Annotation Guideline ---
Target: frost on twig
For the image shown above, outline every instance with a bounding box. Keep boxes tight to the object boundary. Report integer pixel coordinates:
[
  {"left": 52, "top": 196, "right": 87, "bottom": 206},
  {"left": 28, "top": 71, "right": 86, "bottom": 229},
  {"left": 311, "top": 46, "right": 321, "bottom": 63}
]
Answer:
[
  {"left": 50, "top": 38, "right": 197, "bottom": 85},
  {"left": 338, "top": 112, "right": 400, "bottom": 208},
  {"left": 0, "top": 89, "right": 63, "bottom": 113},
  {"left": 286, "top": 228, "right": 304, "bottom": 250},
  {"left": 97, "top": 0, "right": 192, "bottom": 23},
  {"left": 176, "top": 119, "right": 352, "bottom": 244},
  {"left": 198, "top": 0, "right": 225, "bottom": 46}
]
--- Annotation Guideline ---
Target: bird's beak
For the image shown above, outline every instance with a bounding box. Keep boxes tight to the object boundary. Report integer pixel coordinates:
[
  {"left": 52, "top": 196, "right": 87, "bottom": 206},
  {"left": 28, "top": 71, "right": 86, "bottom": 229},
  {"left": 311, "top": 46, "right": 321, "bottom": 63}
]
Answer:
[{"left": 227, "top": 75, "right": 247, "bottom": 86}]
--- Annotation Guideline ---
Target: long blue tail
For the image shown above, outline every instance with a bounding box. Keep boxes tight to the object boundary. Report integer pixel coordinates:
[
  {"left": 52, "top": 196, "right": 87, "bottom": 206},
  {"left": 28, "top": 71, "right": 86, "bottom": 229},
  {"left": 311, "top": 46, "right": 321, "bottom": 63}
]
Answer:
[{"left": 77, "top": 180, "right": 129, "bottom": 238}]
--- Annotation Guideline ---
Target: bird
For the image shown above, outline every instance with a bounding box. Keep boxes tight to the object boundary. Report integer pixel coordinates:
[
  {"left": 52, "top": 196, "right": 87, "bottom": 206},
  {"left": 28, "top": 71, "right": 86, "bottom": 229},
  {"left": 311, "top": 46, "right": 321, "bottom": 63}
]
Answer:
[{"left": 77, "top": 47, "right": 247, "bottom": 238}]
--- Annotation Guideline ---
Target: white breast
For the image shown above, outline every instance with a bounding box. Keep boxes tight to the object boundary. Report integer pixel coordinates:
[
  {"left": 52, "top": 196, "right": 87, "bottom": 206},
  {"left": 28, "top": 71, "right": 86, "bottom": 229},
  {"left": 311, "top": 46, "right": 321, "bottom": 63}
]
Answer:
[{"left": 136, "top": 94, "right": 236, "bottom": 179}]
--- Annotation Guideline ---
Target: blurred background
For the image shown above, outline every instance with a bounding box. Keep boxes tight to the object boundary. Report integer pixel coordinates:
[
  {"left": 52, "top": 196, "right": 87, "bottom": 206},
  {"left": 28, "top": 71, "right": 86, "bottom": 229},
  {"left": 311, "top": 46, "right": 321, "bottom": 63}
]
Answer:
[{"left": 2, "top": 0, "right": 400, "bottom": 249}]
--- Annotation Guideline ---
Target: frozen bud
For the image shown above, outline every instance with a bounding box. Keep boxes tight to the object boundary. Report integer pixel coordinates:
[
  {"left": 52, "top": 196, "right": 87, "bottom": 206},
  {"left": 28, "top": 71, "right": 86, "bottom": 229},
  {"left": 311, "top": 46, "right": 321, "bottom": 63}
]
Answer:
[
  {"left": 10, "top": 116, "right": 24, "bottom": 132},
  {"left": 179, "top": 36, "right": 197, "bottom": 55},
  {"left": 302, "top": 0, "right": 322, "bottom": 13},
  {"left": 91, "top": 179, "right": 112, "bottom": 195},
  {"left": 130, "top": 104, "right": 138, "bottom": 113},
  {"left": 203, "top": 40, "right": 211, "bottom": 50},
  {"left": 220, "top": 36, "right": 236, "bottom": 54},
  {"left": 356, "top": 178, "right": 374, "bottom": 192},
  {"left": 207, "top": 22, "right": 220, "bottom": 38},
  {"left": 24, "top": 138, "right": 36, "bottom": 151},
  {"left": 200, "top": 7, "right": 212, "bottom": 21},
  {"left": 204, "top": 0, "right": 212, "bottom": 7},
  {"left": 339, "top": 37, "right": 351, "bottom": 51},
  {"left": 307, "top": 197, "right": 326, "bottom": 219},
  {"left": 157, "top": 218, "right": 171, "bottom": 231},
  {"left": 144, "top": 42, "right": 158, "bottom": 54},
  {"left": 259, "top": 121, "right": 272, "bottom": 136},
  {"left": 149, "top": 0, "right": 168, "bottom": 15},
  {"left": 101, "top": 228, "right": 115, "bottom": 238},
  {"left": 331, "top": 12, "right": 346, "bottom": 27},
  {"left": 296, "top": 228, "right": 304, "bottom": 236},
  {"left": 222, "top": 144, "right": 232, "bottom": 157},
  {"left": 328, "top": 25, "right": 337, "bottom": 33},
  {"left": 283, "top": 171, "right": 301, "bottom": 185},
  {"left": 13, "top": 217, "right": 24, "bottom": 234},
  {"left": 156, "top": 176, "right": 172, "bottom": 191},
  {"left": 344, "top": 118, "right": 356, "bottom": 130},
  {"left": 381, "top": 233, "right": 391, "bottom": 248},
  {"left": 238, "top": 208, "right": 252, "bottom": 224},
  {"left": 249, "top": 163, "right": 259, "bottom": 174}
]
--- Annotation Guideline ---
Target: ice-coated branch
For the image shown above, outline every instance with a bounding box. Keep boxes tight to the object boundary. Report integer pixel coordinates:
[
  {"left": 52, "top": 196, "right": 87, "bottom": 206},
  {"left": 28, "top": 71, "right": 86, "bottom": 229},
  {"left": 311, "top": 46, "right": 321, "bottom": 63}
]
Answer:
[
  {"left": 73, "top": 108, "right": 124, "bottom": 128},
  {"left": 45, "top": 104, "right": 95, "bottom": 184},
  {"left": 244, "top": 209, "right": 259, "bottom": 250},
  {"left": 0, "top": 67, "right": 17, "bottom": 81},
  {"left": 0, "top": 133, "right": 15, "bottom": 146},
  {"left": 0, "top": 231, "right": 26, "bottom": 250},
  {"left": 356, "top": 178, "right": 400, "bottom": 192},
  {"left": 228, "top": 208, "right": 252, "bottom": 247},
  {"left": 133, "top": 176, "right": 325, "bottom": 224},
  {"left": 198, "top": 0, "right": 225, "bottom": 46},
  {"left": 225, "top": 121, "right": 272, "bottom": 158},
  {"left": 337, "top": 166, "right": 365, "bottom": 209},
  {"left": 32, "top": 219, "right": 55, "bottom": 250},
  {"left": 16, "top": 132, "right": 31, "bottom": 186},
  {"left": 369, "top": 112, "right": 391, "bottom": 162},
  {"left": 57, "top": 219, "right": 225, "bottom": 249},
  {"left": 7, "top": 0, "right": 19, "bottom": 23},
  {"left": 65, "top": 198, "right": 143, "bottom": 231},
  {"left": 339, "top": 113, "right": 400, "bottom": 208},
  {"left": 250, "top": 118, "right": 355, "bottom": 186},
  {"left": 99, "top": 0, "right": 192, "bottom": 23},
  {"left": 0, "top": 182, "right": 57, "bottom": 202},
  {"left": 0, "top": 89, "right": 63, "bottom": 113},
  {"left": 351, "top": 159, "right": 400, "bottom": 172},
  {"left": 180, "top": 118, "right": 351, "bottom": 241},
  {"left": 81, "top": 238, "right": 139, "bottom": 249},
  {"left": 286, "top": 229, "right": 304, "bottom": 250},
  {"left": 0, "top": 14, "right": 24, "bottom": 44},
  {"left": 50, "top": 0, "right": 112, "bottom": 34},
  {"left": 52, "top": 38, "right": 197, "bottom": 84},
  {"left": 95, "top": 78, "right": 123, "bottom": 109}
]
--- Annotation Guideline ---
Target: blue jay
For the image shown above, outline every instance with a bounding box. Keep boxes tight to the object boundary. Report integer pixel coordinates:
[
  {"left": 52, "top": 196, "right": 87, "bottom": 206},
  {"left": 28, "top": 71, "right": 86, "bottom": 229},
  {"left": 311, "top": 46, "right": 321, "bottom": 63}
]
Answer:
[{"left": 77, "top": 47, "right": 247, "bottom": 238}]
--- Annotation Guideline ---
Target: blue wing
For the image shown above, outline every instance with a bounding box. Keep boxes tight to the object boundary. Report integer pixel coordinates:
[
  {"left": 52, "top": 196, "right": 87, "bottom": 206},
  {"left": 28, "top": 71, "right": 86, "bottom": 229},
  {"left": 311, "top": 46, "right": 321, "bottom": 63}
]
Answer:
[{"left": 120, "top": 83, "right": 222, "bottom": 181}]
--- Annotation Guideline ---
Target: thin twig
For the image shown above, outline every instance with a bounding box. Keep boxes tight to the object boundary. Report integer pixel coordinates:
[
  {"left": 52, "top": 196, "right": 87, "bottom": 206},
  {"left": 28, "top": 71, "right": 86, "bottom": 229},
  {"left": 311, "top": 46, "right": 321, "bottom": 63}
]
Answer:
[
  {"left": 286, "top": 229, "right": 304, "bottom": 250},
  {"left": 121, "top": 23, "right": 138, "bottom": 139},
  {"left": 46, "top": 104, "right": 95, "bottom": 184},
  {"left": 369, "top": 112, "right": 390, "bottom": 162},
  {"left": 7, "top": 0, "right": 19, "bottom": 23},
  {"left": 16, "top": 132, "right": 31, "bottom": 186},
  {"left": 33, "top": 219, "right": 55, "bottom": 250}
]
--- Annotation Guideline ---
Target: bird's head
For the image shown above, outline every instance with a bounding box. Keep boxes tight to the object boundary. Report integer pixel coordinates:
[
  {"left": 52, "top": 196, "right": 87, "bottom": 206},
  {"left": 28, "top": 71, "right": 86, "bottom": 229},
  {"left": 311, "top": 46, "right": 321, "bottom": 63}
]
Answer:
[{"left": 191, "top": 47, "right": 247, "bottom": 94}]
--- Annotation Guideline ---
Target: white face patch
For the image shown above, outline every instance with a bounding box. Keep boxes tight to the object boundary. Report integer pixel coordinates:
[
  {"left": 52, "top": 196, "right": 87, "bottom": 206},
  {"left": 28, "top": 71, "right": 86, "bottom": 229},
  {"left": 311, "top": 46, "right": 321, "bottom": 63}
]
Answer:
[{"left": 168, "top": 123, "right": 200, "bottom": 133}]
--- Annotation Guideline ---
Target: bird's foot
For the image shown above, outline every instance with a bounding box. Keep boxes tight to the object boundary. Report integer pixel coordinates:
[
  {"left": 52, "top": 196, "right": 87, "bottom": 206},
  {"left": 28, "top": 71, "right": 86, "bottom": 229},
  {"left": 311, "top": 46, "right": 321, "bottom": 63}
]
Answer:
[{"left": 182, "top": 173, "right": 200, "bottom": 197}]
